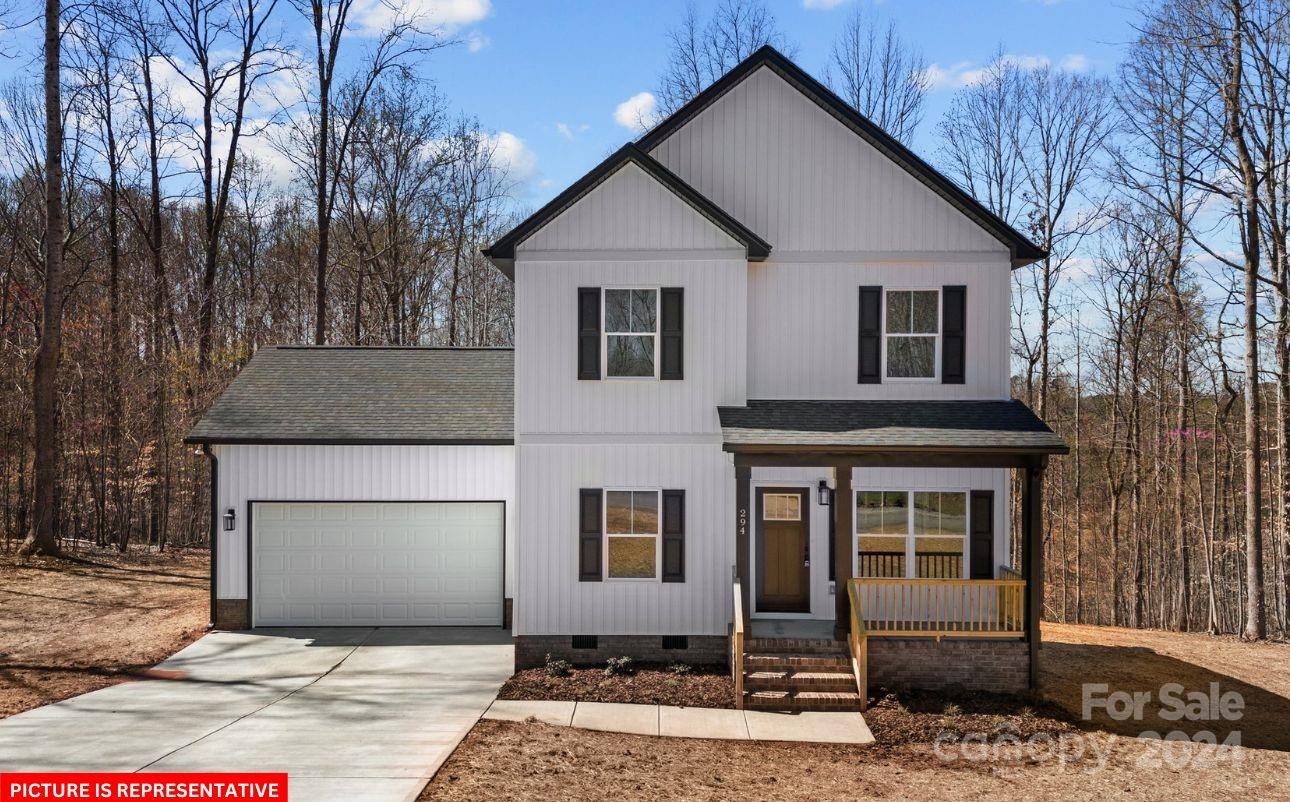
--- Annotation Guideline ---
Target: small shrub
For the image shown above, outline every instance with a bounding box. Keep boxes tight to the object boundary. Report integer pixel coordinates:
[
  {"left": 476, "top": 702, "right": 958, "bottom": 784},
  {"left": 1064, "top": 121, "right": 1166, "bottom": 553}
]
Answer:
[
  {"left": 942, "top": 702, "right": 963, "bottom": 717},
  {"left": 544, "top": 653, "right": 571, "bottom": 678},
  {"left": 604, "top": 655, "right": 634, "bottom": 676},
  {"left": 668, "top": 662, "right": 692, "bottom": 675}
]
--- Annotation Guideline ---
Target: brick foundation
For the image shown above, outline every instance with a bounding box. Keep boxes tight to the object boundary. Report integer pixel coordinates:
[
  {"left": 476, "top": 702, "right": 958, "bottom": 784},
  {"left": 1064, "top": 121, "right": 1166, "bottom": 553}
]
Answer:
[
  {"left": 515, "top": 635, "right": 728, "bottom": 670},
  {"left": 214, "top": 599, "right": 249, "bottom": 630},
  {"left": 866, "top": 638, "right": 1029, "bottom": 693}
]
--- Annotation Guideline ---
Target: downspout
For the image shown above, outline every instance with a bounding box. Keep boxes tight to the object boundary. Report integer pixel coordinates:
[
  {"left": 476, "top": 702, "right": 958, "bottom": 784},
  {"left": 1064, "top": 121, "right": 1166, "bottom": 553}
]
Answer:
[{"left": 201, "top": 444, "right": 218, "bottom": 629}]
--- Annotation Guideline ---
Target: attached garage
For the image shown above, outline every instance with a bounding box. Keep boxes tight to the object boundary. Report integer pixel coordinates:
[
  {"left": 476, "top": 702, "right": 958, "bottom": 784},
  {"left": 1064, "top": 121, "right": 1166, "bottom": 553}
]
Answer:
[
  {"left": 186, "top": 346, "right": 515, "bottom": 631},
  {"left": 251, "top": 501, "right": 504, "bottom": 627}
]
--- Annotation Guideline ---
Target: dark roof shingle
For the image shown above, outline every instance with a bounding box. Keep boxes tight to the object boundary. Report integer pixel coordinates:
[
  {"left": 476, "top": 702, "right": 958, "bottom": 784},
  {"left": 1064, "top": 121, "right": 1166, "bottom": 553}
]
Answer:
[
  {"left": 186, "top": 346, "right": 513, "bottom": 444},
  {"left": 718, "top": 399, "right": 1067, "bottom": 453}
]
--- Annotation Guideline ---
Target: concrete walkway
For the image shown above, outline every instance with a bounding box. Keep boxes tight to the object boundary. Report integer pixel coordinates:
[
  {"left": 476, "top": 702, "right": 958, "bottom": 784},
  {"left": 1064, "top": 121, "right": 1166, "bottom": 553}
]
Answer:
[
  {"left": 483, "top": 699, "right": 874, "bottom": 744},
  {"left": 0, "top": 628, "right": 513, "bottom": 802}
]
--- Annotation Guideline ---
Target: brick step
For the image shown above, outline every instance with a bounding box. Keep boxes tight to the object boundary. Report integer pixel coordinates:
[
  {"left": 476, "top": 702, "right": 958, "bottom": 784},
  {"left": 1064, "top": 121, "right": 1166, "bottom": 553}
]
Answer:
[
  {"left": 744, "top": 637, "right": 848, "bottom": 655},
  {"left": 744, "top": 689, "right": 865, "bottom": 712},
  {"left": 744, "top": 669, "right": 856, "bottom": 692},
  {"left": 744, "top": 652, "right": 850, "bottom": 671}
]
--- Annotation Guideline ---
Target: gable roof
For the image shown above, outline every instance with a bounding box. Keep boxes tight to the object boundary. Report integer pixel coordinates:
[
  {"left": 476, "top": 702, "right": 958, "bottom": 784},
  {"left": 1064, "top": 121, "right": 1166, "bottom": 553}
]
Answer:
[
  {"left": 482, "top": 143, "right": 771, "bottom": 275},
  {"left": 718, "top": 399, "right": 1067, "bottom": 454},
  {"left": 185, "top": 346, "right": 513, "bottom": 445},
  {"left": 637, "top": 46, "right": 1045, "bottom": 268}
]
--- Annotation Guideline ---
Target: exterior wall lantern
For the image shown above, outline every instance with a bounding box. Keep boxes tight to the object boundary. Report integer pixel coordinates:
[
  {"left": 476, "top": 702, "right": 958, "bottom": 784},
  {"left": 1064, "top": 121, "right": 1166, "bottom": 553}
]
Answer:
[
  {"left": 817, "top": 479, "right": 832, "bottom": 506},
  {"left": 222, "top": 507, "right": 236, "bottom": 532}
]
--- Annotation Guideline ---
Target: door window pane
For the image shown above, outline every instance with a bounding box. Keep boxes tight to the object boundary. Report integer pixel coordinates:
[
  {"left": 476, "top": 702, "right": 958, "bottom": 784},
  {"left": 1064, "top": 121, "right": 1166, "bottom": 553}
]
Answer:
[{"left": 763, "top": 493, "right": 801, "bottom": 521}]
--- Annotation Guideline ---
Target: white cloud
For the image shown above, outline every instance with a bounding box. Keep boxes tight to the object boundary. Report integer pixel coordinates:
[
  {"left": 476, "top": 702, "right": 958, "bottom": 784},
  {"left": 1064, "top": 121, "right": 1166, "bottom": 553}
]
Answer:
[
  {"left": 1059, "top": 54, "right": 1091, "bottom": 72},
  {"left": 919, "top": 61, "right": 974, "bottom": 90},
  {"left": 353, "top": 0, "right": 491, "bottom": 37},
  {"left": 802, "top": 0, "right": 849, "bottom": 8},
  {"left": 614, "top": 91, "right": 659, "bottom": 133},
  {"left": 554, "top": 121, "right": 590, "bottom": 140},
  {"left": 489, "top": 130, "right": 537, "bottom": 180},
  {"left": 466, "top": 30, "right": 490, "bottom": 52}
]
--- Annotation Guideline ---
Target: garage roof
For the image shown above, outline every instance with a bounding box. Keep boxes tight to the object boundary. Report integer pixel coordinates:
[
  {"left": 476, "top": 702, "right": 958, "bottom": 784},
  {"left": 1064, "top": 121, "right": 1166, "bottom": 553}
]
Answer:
[
  {"left": 186, "top": 346, "right": 513, "bottom": 445},
  {"left": 718, "top": 399, "right": 1067, "bottom": 454}
]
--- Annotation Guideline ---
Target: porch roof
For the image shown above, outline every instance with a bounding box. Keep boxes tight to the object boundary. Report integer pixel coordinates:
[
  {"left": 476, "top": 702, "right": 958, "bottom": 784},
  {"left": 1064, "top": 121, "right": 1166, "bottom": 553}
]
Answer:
[{"left": 717, "top": 399, "right": 1068, "bottom": 457}]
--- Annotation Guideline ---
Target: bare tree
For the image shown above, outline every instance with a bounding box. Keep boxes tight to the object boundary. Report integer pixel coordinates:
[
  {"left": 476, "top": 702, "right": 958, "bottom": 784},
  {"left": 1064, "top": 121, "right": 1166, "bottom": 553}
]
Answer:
[
  {"left": 656, "top": 0, "right": 791, "bottom": 116},
  {"left": 158, "top": 0, "right": 285, "bottom": 372},
  {"left": 282, "top": 0, "right": 442, "bottom": 345},
  {"left": 825, "top": 6, "right": 929, "bottom": 144}
]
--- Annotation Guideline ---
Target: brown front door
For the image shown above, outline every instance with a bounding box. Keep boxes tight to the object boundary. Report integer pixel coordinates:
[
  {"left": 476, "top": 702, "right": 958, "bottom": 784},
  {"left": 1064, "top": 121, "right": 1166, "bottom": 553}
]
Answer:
[{"left": 756, "top": 488, "right": 810, "bottom": 613}]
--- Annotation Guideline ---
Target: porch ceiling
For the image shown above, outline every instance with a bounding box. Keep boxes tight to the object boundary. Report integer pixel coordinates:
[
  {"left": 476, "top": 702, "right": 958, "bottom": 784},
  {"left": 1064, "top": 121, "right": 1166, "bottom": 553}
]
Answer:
[{"left": 717, "top": 399, "right": 1068, "bottom": 465}]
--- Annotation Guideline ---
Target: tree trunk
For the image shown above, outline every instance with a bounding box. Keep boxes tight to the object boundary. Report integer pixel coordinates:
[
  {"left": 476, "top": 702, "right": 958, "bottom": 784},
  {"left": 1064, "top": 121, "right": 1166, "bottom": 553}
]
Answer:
[{"left": 20, "top": 0, "right": 64, "bottom": 558}]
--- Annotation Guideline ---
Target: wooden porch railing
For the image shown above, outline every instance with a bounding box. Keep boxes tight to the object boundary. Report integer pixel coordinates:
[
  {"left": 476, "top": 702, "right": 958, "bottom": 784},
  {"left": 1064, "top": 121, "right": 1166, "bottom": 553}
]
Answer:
[
  {"left": 850, "top": 576, "right": 1026, "bottom": 638},
  {"left": 846, "top": 579, "right": 868, "bottom": 711},
  {"left": 732, "top": 578, "right": 745, "bottom": 710},
  {"left": 998, "top": 565, "right": 1023, "bottom": 582}
]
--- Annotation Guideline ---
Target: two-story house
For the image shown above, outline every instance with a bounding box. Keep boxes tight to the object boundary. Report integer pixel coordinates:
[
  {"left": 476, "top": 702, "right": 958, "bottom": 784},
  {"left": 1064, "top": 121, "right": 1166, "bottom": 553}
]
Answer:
[{"left": 188, "top": 47, "right": 1066, "bottom": 711}]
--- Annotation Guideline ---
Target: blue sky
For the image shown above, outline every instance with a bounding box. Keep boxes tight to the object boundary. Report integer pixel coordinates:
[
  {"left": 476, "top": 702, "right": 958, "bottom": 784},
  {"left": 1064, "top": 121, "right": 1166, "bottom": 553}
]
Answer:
[
  {"left": 0, "top": 0, "right": 1140, "bottom": 211},
  {"left": 425, "top": 0, "right": 1139, "bottom": 210}
]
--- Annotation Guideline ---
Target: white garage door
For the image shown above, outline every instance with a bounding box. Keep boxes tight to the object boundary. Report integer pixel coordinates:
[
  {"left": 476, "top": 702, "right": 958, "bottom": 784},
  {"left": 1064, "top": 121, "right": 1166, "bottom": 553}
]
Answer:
[{"left": 252, "top": 501, "right": 503, "bottom": 626}]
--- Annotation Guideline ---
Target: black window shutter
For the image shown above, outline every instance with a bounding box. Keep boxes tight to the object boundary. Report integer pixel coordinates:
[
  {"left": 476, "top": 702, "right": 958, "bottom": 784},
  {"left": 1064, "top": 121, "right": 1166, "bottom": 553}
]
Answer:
[
  {"left": 969, "top": 490, "right": 994, "bottom": 579},
  {"left": 942, "top": 285, "right": 966, "bottom": 384},
  {"left": 579, "top": 489, "right": 603, "bottom": 581},
  {"left": 661, "top": 489, "right": 685, "bottom": 582},
  {"left": 660, "top": 287, "right": 684, "bottom": 380},
  {"left": 577, "top": 287, "right": 600, "bottom": 380},
  {"left": 858, "top": 286, "right": 882, "bottom": 384}
]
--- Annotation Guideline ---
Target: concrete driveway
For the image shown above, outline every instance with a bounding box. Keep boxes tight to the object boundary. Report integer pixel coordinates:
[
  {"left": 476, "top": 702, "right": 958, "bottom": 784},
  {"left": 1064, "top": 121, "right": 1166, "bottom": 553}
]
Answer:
[{"left": 0, "top": 627, "right": 513, "bottom": 802}]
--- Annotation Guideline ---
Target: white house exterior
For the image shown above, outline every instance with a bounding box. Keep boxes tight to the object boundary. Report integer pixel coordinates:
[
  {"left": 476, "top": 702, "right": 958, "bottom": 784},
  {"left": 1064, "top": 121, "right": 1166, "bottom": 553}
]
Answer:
[{"left": 188, "top": 47, "right": 1065, "bottom": 702}]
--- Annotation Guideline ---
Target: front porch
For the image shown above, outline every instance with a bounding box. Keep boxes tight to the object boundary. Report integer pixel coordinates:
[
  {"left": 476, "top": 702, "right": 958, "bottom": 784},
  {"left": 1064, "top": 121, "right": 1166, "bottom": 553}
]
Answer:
[{"left": 720, "top": 399, "right": 1067, "bottom": 711}]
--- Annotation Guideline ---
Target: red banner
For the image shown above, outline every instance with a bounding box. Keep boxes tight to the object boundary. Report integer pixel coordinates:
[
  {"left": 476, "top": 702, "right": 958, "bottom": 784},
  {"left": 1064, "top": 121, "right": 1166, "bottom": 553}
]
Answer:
[{"left": 0, "top": 774, "right": 287, "bottom": 801}]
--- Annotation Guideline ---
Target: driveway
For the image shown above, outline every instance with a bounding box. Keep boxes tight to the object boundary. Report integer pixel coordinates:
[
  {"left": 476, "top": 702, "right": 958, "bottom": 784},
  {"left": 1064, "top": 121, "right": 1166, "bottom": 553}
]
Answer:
[{"left": 0, "top": 627, "right": 513, "bottom": 802}]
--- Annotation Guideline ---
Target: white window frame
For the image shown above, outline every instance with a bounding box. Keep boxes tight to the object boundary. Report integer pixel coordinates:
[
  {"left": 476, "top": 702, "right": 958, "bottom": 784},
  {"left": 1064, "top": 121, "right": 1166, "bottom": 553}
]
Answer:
[
  {"left": 881, "top": 288, "right": 941, "bottom": 382},
  {"left": 853, "top": 488, "right": 969, "bottom": 579},
  {"left": 602, "top": 286, "right": 660, "bottom": 380},
  {"left": 603, "top": 487, "right": 662, "bottom": 581}
]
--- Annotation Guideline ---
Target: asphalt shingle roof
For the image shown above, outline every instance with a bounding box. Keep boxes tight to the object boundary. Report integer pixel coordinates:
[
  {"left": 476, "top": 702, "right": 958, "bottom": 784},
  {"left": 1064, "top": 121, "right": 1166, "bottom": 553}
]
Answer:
[
  {"left": 186, "top": 346, "right": 513, "bottom": 444},
  {"left": 718, "top": 399, "right": 1067, "bottom": 453}
]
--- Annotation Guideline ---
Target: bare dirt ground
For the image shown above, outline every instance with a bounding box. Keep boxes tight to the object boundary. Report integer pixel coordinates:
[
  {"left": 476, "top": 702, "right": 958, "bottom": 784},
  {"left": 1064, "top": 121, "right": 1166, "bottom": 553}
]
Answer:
[
  {"left": 0, "top": 546, "right": 209, "bottom": 718},
  {"left": 423, "top": 622, "right": 1290, "bottom": 801}
]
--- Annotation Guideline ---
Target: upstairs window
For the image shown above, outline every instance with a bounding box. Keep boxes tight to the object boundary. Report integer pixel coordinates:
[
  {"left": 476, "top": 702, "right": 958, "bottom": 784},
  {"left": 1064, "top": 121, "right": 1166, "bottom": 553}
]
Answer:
[
  {"left": 884, "top": 289, "right": 939, "bottom": 379},
  {"left": 604, "top": 288, "right": 657, "bottom": 378}
]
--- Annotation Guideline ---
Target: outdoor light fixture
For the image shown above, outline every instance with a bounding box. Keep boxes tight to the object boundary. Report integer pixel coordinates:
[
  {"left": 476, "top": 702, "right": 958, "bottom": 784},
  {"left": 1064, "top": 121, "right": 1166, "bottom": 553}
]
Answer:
[
  {"left": 222, "top": 508, "right": 236, "bottom": 532},
  {"left": 817, "top": 480, "right": 832, "bottom": 506}
]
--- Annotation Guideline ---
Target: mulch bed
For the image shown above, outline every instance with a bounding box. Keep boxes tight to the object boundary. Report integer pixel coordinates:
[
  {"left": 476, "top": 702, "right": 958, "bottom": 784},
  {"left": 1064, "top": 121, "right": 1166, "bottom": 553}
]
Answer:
[
  {"left": 498, "top": 662, "right": 735, "bottom": 709},
  {"left": 862, "top": 685, "right": 1078, "bottom": 746}
]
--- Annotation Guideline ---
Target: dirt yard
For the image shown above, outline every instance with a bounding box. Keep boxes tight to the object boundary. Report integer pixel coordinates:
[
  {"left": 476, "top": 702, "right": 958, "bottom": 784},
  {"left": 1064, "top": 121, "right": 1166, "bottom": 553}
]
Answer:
[
  {"left": 423, "top": 622, "right": 1290, "bottom": 801},
  {"left": 0, "top": 546, "right": 209, "bottom": 718}
]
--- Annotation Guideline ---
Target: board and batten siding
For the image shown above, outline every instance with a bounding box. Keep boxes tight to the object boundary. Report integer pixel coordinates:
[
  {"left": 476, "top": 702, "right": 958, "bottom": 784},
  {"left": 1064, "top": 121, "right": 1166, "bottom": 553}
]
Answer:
[
  {"left": 514, "top": 257, "right": 747, "bottom": 436},
  {"left": 515, "top": 443, "right": 734, "bottom": 636},
  {"left": 747, "top": 259, "right": 1011, "bottom": 400},
  {"left": 522, "top": 161, "right": 742, "bottom": 252},
  {"left": 648, "top": 65, "right": 1011, "bottom": 255},
  {"left": 212, "top": 444, "right": 515, "bottom": 600}
]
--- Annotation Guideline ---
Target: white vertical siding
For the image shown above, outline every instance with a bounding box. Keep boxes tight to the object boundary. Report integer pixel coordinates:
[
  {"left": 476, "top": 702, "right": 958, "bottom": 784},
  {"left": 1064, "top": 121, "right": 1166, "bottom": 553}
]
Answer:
[
  {"left": 648, "top": 65, "right": 1010, "bottom": 254},
  {"left": 515, "top": 444, "right": 733, "bottom": 636},
  {"left": 521, "top": 162, "right": 741, "bottom": 252},
  {"left": 746, "top": 259, "right": 1012, "bottom": 400},
  {"left": 514, "top": 257, "right": 747, "bottom": 435},
  {"left": 213, "top": 445, "right": 515, "bottom": 600}
]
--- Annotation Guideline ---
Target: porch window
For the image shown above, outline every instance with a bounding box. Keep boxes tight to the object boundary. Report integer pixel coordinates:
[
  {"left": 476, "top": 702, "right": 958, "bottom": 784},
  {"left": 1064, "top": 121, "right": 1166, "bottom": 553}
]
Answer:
[
  {"left": 604, "top": 288, "right": 657, "bottom": 378},
  {"left": 605, "top": 489, "right": 659, "bottom": 579},
  {"left": 856, "top": 490, "right": 967, "bottom": 579},
  {"left": 885, "top": 290, "right": 939, "bottom": 379}
]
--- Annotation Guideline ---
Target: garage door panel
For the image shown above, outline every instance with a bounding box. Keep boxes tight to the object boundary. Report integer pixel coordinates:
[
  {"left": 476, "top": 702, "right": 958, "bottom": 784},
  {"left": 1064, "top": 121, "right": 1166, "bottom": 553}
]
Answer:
[{"left": 253, "top": 501, "right": 503, "bottom": 627}]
